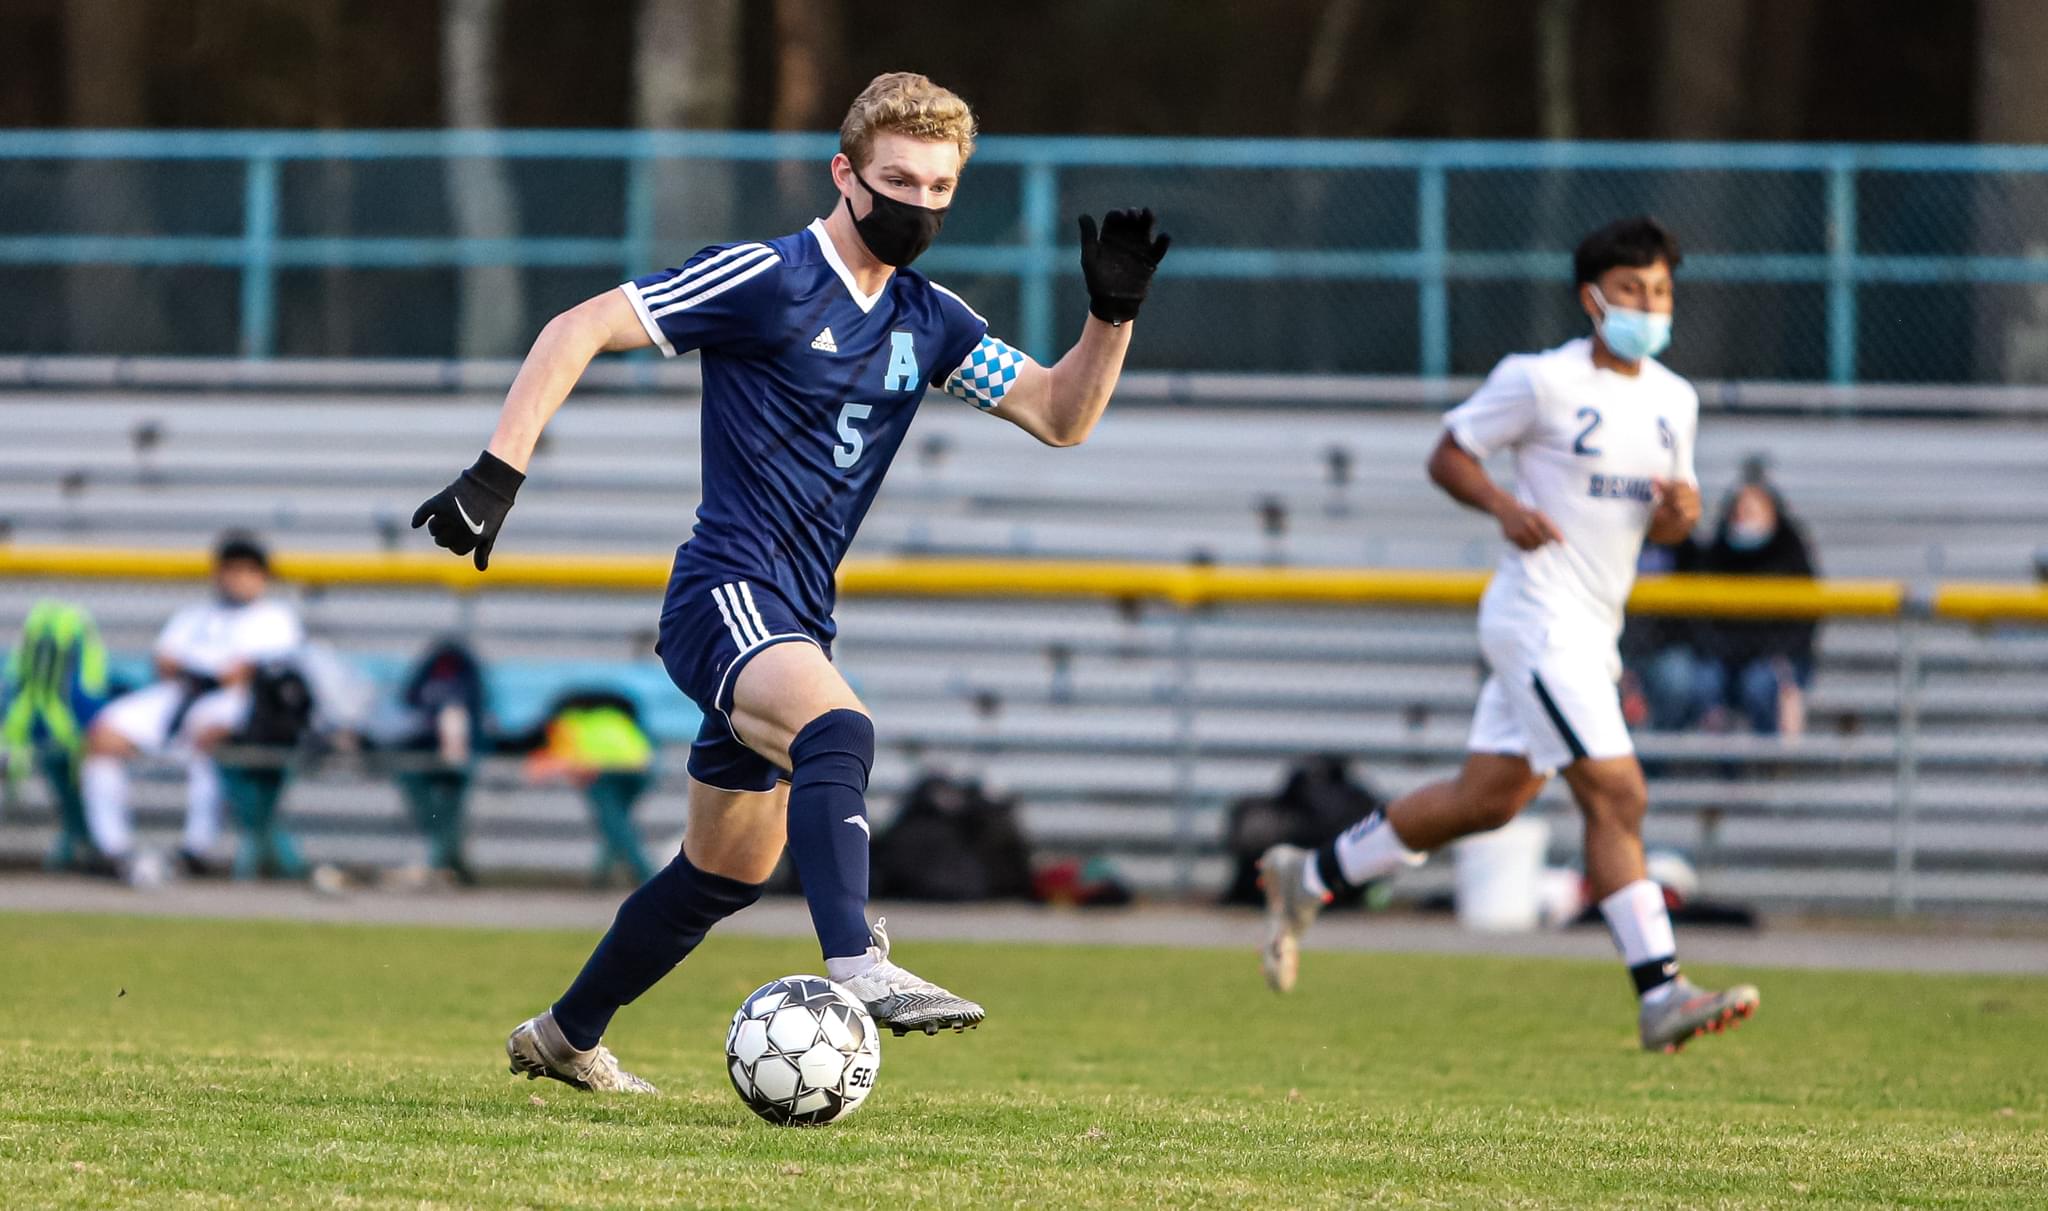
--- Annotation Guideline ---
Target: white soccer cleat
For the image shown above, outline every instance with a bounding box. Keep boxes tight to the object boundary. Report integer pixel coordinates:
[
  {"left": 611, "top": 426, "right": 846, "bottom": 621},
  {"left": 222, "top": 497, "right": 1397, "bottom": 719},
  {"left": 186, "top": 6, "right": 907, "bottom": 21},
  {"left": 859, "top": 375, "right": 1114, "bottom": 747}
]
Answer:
[
  {"left": 505, "top": 1009, "right": 658, "bottom": 1094},
  {"left": 1257, "top": 843, "right": 1330, "bottom": 993},
  {"left": 119, "top": 849, "right": 169, "bottom": 890},
  {"left": 834, "top": 917, "right": 986, "bottom": 1036},
  {"left": 1638, "top": 978, "right": 1760, "bottom": 1053},
  {"left": 309, "top": 862, "right": 351, "bottom": 897}
]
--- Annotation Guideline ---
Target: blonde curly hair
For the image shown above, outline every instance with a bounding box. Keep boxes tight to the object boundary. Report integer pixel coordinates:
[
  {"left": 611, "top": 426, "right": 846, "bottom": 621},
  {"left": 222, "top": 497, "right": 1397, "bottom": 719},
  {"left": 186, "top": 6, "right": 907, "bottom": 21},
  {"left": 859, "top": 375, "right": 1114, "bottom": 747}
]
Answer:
[{"left": 839, "top": 72, "right": 977, "bottom": 171}]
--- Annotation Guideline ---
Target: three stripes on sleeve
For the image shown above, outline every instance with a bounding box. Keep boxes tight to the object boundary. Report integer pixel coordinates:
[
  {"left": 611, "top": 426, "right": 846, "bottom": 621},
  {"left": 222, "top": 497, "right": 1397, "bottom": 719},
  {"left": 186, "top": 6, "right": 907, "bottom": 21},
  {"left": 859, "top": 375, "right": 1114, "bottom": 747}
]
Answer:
[{"left": 624, "top": 244, "right": 781, "bottom": 357}]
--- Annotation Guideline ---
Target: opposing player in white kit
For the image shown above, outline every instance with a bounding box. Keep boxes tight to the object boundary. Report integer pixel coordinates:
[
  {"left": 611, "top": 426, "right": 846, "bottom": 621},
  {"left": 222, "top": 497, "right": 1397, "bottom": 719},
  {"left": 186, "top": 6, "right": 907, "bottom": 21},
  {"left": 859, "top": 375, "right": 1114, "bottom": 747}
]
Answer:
[{"left": 1259, "top": 218, "right": 1759, "bottom": 1052}]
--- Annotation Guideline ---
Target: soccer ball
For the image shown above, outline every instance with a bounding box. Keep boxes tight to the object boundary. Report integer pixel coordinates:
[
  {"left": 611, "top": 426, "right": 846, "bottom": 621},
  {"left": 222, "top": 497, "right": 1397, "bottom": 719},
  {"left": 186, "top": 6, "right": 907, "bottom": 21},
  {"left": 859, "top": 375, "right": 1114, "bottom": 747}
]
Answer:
[{"left": 725, "top": 975, "right": 881, "bottom": 1126}]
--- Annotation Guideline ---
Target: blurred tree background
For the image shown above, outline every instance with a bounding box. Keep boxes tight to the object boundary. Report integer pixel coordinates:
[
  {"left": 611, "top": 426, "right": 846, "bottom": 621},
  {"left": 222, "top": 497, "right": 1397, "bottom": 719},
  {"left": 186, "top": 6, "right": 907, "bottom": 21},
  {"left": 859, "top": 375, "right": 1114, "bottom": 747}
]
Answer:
[
  {"left": 11, "top": 0, "right": 2048, "bottom": 369},
  {"left": 2, "top": 0, "right": 2039, "bottom": 143}
]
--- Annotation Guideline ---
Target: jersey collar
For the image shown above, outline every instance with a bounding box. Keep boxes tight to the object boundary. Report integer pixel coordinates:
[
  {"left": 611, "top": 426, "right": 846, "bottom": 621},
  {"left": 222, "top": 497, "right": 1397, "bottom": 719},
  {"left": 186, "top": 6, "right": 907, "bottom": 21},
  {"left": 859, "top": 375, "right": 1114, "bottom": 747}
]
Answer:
[{"left": 808, "top": 219, "right": 884, "bottom": 314}]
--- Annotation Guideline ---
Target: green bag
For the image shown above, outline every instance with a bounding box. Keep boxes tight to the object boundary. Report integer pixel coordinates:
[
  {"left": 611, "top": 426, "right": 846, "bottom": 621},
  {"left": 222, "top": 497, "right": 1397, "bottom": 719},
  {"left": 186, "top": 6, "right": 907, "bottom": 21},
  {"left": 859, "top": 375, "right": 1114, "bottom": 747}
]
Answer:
[{"left": 2, "top": 600, "right": 110, "bottom": 786}]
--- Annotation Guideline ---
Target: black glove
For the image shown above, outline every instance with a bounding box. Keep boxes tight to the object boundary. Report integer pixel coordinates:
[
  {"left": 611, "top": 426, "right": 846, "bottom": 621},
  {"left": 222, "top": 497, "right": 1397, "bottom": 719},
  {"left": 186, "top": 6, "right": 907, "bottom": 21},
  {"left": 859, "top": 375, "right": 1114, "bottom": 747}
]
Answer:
[
  {"left": 1079, "top": 208, "right": 1172, "bottom": 325},
  {"left": 411, "top": 451, "right": 524, "bottom": 571}
]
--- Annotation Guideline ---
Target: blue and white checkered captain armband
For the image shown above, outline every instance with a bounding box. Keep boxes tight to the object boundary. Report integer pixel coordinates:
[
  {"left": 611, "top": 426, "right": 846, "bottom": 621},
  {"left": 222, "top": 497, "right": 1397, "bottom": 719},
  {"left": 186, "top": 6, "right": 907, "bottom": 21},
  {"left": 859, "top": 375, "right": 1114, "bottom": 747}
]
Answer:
[{"left": 942, "top": 333, "right": 1027, "bottom": 411}]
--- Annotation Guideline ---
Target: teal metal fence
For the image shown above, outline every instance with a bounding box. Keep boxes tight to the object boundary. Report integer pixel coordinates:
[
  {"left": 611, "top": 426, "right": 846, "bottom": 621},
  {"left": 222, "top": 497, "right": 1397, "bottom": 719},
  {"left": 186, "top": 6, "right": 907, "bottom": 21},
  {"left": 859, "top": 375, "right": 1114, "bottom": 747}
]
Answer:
[{"left": 8, "top": 131, "right": 2048, "bottom": 382}]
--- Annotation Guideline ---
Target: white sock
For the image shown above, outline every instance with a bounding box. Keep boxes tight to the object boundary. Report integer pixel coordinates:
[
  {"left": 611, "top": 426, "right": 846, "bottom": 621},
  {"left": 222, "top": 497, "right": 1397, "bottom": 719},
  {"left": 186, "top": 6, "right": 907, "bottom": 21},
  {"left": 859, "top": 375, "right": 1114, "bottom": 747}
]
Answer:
[
  {"left": 82, "top": 756, "right": 133, "bottom": 859},
  {"left": 824, "top": 949, "right": 879, "bottom": 983},
  {"left": 1303, "top": 813, "right": 1425, "bottom": 900},
  {"left": 182, "top": 757, "right": 223, "bottom": 855},
  {"left": 1299, "top": 858, "right": 1331, "bottom": 901},
  {"left": 1599, "top": 878, "right": 1680, "bottom": 1001}
]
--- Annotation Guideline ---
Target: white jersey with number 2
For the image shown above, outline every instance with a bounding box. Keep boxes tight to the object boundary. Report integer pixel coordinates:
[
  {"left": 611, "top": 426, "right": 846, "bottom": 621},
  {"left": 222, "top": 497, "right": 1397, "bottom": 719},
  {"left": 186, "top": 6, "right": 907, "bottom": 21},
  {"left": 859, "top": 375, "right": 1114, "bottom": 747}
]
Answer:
[{"left": 1445, "top": 337, "right": 1699, "bottom": 656}]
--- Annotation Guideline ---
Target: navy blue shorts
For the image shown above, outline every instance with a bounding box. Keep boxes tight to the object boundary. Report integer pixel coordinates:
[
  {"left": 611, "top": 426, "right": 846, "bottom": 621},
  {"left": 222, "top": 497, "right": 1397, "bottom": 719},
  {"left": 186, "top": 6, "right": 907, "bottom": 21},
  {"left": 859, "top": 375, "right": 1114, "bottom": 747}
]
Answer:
[{"left": 656, "top": 566, "right": 830, "bottom": 793}]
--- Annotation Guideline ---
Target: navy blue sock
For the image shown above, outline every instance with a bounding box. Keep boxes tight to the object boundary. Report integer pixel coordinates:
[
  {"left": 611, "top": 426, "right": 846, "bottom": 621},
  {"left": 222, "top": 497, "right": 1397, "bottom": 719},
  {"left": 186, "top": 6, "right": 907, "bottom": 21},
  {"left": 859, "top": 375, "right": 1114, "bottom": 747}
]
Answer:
[
  {"left": 785, "top": 709, "right": 875, "bottom": 961},
  {"left": 551, "top": 852, "right": 761, "bottom": 1050}
]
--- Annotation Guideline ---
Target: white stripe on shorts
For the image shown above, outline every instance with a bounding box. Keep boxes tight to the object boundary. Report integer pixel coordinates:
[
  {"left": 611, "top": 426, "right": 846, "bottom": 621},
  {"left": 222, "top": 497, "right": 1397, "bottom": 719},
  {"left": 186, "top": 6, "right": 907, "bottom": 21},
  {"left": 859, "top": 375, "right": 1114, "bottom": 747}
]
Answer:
[
  {"left": 736, "top": 582, "right": 773, "bottom": 645},
  {"left": 732, "top": 583, "right": 770, "bottom": 645},
  {"left": 712, "top": 583, "right": 760, "bottom": 647}
]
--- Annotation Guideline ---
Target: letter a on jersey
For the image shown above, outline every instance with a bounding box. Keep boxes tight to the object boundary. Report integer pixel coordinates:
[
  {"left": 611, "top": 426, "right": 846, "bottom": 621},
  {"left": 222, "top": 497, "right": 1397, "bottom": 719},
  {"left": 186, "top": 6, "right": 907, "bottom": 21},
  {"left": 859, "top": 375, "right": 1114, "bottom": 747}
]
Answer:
[{"left": 883, "top": 331, "right": 919, "bottom": 391}]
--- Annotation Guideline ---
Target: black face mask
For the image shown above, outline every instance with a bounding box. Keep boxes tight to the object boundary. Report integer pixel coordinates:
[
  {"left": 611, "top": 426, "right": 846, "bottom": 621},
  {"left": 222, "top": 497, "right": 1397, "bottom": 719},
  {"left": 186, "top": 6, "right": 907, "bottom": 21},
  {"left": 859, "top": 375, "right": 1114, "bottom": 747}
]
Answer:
[{"left": 845, "top": 171, "right": 947, "bottom": 268}]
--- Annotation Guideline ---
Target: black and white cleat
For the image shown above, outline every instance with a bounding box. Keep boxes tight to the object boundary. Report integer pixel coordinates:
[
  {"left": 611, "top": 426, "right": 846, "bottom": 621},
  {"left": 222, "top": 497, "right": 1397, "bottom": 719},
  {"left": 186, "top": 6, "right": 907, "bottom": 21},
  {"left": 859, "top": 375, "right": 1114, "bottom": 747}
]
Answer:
[{"left": 835, "top": 918, "right": 987, "bottom": 1037}]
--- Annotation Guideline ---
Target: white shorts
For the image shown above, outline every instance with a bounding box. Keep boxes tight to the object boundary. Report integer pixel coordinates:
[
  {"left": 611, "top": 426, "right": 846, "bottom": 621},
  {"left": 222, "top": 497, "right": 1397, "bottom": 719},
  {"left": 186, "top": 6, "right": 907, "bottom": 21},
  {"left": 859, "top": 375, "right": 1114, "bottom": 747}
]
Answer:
[
  {"left": 1467, "top": 616, "right": 1632, "bottom": 776},
  {"left": 96, "top": 681, "right": 251, "bottom": 756}
]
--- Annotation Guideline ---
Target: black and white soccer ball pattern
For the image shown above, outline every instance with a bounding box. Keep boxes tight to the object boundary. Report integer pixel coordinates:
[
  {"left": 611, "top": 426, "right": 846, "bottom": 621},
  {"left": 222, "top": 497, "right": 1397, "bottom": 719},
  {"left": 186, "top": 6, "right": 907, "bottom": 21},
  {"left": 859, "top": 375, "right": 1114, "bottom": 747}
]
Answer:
[{"left": 725, "top": 975, "right": 881, "bottom": 1126}]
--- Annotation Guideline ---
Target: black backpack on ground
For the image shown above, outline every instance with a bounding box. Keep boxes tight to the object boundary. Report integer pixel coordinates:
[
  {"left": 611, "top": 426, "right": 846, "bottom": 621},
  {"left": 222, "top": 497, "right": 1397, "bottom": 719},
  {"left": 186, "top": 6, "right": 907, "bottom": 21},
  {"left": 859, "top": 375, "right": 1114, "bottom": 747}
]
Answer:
[
  {"left": 1221, "top": 754, "right": 1386, "bottom": 907},
  {"left": 871, "top": 774, "right": 1035, "bottom": 902}
]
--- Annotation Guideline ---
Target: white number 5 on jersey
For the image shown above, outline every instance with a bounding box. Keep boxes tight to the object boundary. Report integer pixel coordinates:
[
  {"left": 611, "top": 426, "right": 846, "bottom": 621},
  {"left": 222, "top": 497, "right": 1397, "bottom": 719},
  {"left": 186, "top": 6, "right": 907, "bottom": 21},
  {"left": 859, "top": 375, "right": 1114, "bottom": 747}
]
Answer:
[{"left": 833, "top": 402, "right": 874, "bottom": 469}]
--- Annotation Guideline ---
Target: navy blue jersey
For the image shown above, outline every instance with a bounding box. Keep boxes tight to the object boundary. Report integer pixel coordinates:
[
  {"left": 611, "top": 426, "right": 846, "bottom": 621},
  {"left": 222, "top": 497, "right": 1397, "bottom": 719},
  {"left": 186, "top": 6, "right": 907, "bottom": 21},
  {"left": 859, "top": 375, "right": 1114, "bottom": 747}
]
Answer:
[{"left": 622, "top": 220, "right": 990, "bottom": 641}]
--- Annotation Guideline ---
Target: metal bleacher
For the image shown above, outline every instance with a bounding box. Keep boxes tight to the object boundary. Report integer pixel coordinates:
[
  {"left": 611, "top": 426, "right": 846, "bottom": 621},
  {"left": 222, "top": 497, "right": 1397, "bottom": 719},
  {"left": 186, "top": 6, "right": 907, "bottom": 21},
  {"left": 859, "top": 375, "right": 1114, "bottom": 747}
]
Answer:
[
  {"left": 5, "top": 388, "right": 2048, "bottom": 576},
  {"left": 4, "top": 383, "right": 2047, "bottom": 912}
]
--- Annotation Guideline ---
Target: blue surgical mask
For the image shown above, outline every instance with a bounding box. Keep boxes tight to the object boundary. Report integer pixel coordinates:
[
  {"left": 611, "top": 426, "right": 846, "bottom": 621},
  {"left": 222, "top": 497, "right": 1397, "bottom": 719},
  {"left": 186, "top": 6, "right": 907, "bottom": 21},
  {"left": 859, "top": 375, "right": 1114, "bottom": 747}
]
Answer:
[
  {"left": 1590, "top": 286, "right": 1672, "bottom": 362},
  {"left": 1726, "top": 520, "right": 1772, "bottom": 551}
]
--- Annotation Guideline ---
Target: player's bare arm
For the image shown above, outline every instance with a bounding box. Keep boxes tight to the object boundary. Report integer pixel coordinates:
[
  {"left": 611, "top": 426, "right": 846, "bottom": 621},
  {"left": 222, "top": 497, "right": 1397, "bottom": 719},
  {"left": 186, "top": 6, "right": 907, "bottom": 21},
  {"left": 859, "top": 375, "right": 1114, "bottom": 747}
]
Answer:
[
  {"left": 1427, "top": 431, "right": 1563, "bottom": 550},
  {"left": 410, "top": 289, "right": 649, "bottom": 569},
  {"left": 986, "top": 210, "right": 1171, "bottom": 447},
  {"left": 986, "top": 316, "right": 1130, "bottom": 447},
  {"left": 487, "top": 291, "right": 652, "bottom": 471},
  {"left": 1647, "top": 477, "right": 1701, "bottom": 543}
]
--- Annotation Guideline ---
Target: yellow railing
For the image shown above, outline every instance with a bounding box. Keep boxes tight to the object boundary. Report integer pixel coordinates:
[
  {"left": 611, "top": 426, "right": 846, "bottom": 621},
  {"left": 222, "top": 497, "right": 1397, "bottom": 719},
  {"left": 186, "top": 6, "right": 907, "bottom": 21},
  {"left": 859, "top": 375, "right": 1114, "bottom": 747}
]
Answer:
[
  {"left": 1927, "top": 582, "right": 2048, "bottom": 624},
  {"left": 2, "top": 543, "right": 2046, "bottom": 622}
]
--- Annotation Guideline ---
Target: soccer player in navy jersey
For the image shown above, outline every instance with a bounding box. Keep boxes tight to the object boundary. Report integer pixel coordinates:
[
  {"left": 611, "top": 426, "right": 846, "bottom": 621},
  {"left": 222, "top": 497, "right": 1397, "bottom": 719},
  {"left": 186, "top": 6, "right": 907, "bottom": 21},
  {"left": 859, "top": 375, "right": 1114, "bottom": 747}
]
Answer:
[{"left": 413, "top": 72, "right": 1170, "bottom": 1093}]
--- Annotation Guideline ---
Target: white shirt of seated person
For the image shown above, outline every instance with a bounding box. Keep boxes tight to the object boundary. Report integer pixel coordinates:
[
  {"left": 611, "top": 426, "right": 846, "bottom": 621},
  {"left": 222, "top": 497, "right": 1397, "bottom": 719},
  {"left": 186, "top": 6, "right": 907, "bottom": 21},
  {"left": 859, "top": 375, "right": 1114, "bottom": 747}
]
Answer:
[{"left": 155, "top": 597, "right": 304, "bottom": 679}]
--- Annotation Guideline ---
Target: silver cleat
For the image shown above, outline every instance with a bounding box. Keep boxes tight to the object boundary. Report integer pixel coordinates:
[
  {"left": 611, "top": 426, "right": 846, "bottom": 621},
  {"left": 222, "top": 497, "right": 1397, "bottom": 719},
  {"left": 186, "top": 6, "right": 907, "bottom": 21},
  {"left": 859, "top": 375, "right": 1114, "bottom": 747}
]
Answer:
[
  {"left": 1639, "top": 978, "right": 1760, "bottom": 1052},
  {"left": 836, "top": 917, "right": 986, "bottom": 1036},
  {"left": 506, "top": 1009, "right": 659, "bottom": 1093},
  {"left": 1257, "top": 843, "right": 1329, "bottom": 993}
]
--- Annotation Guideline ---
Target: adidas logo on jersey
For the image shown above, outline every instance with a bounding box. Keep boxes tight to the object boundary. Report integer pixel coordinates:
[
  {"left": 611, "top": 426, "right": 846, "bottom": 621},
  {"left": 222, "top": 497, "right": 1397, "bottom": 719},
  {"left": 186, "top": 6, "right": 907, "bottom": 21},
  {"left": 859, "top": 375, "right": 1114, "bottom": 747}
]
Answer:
[{"left": 810, "top": 327, "right": 838, "bottom": 353}]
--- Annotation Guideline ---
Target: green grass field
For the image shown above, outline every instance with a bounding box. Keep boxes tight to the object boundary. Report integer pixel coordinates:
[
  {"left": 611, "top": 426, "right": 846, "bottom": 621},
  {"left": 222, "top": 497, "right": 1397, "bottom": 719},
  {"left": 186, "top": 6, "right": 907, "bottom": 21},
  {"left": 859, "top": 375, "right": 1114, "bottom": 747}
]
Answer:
[{"left": 2, "top": 912, "right": 2044, "bottom": 1209}]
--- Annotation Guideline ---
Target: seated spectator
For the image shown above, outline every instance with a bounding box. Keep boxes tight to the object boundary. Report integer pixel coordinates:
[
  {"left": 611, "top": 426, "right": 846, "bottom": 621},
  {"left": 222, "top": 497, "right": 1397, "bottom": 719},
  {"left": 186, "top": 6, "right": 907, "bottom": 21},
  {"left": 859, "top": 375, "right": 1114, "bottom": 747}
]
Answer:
[
  {"left": 80, "top": 532, "right": 302, "bottom": 883},
  {"left": 508, "top": 689, "right": 660, "bottom": 887},
  {"left": 385, "top": 639, "right": 490, "bottom": 887},
  {"left": 1639, "top": 468, "right": 1819, "bottom": 738},
  {"left": 1620, "top": 541, "right": 1696, "bottom": 731}
]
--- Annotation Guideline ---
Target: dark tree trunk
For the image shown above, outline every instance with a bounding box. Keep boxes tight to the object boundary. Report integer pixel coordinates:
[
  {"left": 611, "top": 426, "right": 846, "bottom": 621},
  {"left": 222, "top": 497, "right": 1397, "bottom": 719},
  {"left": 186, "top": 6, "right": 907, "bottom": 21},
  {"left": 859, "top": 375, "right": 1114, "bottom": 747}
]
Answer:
[
  {"left": 1975, "top": 0, "right": 2048, "bottom": 382},
  {"left": 770, "top": 0, "right": 842, "bottom": 223},
  {"left": 443, "top": 0, "right": 523, "bottom": 358},
  {"left": 62, "top": 0, "right": 163, "bottom": 353},
  {"left": 636, "top": 0, "right": 742, "bottom": 253}
]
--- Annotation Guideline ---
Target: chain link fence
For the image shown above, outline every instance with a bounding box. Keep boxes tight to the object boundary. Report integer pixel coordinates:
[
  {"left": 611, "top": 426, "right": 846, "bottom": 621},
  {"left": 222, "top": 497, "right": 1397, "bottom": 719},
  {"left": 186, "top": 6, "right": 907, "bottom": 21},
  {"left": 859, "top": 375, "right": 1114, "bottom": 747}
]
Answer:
[{"left": 11, "top": 133, "right": 2048, "bottom": 382}]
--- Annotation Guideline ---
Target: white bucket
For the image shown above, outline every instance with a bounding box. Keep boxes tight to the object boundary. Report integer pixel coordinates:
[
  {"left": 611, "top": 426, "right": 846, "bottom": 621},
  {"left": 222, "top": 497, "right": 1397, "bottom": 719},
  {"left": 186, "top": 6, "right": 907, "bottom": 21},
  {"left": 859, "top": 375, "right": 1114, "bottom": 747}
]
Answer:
[{"left": 1453, "top": 817, "right": 1551, "bottom": 932}]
